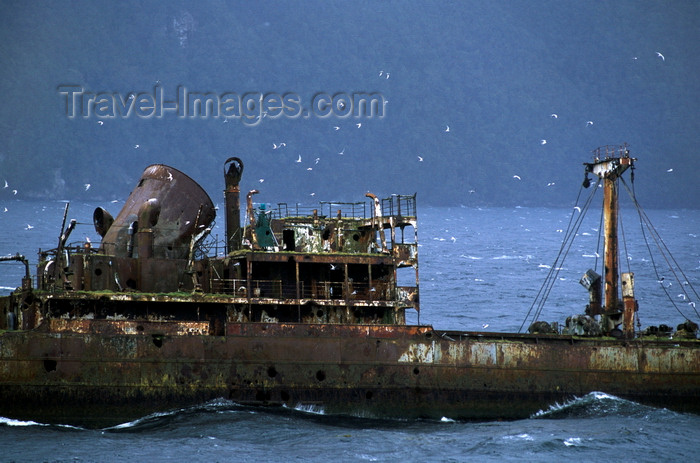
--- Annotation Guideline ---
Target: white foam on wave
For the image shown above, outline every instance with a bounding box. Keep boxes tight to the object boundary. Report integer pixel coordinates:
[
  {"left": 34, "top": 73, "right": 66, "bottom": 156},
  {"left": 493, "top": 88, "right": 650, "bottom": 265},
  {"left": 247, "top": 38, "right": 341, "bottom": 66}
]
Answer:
[
  {"left": 291, "top": 403, "right": 326, "bottom": 415},
  {"left": 531, "top": 391, "right": 626, "bottom": 418},
  {"left": 493, "top": 255, "right": 527, "bottom": 260},
  {"left": 0, "top": 416, "right": 44, "bottom": 427},
  {"left": 107, "top": 409, "right": 181, "bottom": 430},
  {"left": 502, "top": 433, "right": 534, "bottom": 441},
  {"left": 0, "top": 416, "right": 83, "bottom": 430},
  {"left": 107, "top": 398, "right": 241, "bottom": 430},
  {"left": 563, "top": 437, "right": 584, "bottom": 447}
]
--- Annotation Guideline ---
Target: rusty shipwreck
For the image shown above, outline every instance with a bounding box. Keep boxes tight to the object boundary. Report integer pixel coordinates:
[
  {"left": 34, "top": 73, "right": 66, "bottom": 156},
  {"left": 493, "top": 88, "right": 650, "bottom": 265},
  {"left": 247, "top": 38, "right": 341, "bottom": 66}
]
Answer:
[{"left": 1, "top": 148, "right": 699, "bottom": 427}]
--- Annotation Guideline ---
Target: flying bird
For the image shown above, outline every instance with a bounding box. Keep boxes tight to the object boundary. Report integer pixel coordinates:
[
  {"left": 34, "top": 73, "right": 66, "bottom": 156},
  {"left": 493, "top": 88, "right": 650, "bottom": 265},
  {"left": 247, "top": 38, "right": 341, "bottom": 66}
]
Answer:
[
  {"left": 356, "top": 123, "right": 362, "bottom": 128},
  {"left": 656, "top": 51, "right": 665, "bottom": 61},
  {"left": 338, "top": 147, "right": 346, "bottom": 155},
  {"left": 97, "top": 120, "right": 104, "bottom": 126},
  {"left": 333, "top": 126, "right": 340, "bottom": 131},
  {"left": 513, "top": 175, "right": 521, "bottom": 180},
  {"left": 445, "top": 125, "right": 450, "bottom": 132},
  {"left": 259, "top": 178, "right": 264, "bottom": 183},
  {"left": 3, "top": 180, "right": 7, "bottom": 188},
  {"left": 296, "top": 155, "right": 302, "bottom": 163},
  {"left": 550, "top": 114, "right": 558, "bottom": 119},
  {"left": 84, "top": 183, "right": 91, "bottom": 191},
  {"left": 134, "top": 144, "right": 140, "bottom": 149},
  {"left": 540, "top": 139, "right": 547, "bottom": 145},
  {"left": 586, "top": 121, "right": 594, "bottom": 127},
  {"left": 666, "top": 168, "right": 673, "bottom": 173}
]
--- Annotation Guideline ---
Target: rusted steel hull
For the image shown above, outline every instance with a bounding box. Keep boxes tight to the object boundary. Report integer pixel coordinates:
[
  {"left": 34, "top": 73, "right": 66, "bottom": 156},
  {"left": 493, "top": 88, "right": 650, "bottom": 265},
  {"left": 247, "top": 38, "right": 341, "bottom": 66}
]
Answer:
[{"left": 1, "top": 323, "right": 698, "bottom": 427}]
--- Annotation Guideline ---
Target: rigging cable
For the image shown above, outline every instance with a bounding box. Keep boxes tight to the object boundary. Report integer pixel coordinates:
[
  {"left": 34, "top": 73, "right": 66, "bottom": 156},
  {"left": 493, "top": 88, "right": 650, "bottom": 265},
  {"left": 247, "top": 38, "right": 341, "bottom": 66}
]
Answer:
[
  {"left": 628, "top": 163, "right": 643, "bottom": 331},
  {"left": 620, "top": 176, "right": 700, "bottom": 321},
  {"left": 594, "top": 192, "right": 605, "bottom": 273},
  {"left": 626, "top": 175, "right": 699, "bottom": 307},
  {"left": 519, "top": 177, "right": 601, "bottom": 332},
  {"left": 617, "top": 194, "right": 639, "bottom": 329},
  {"left": 520, "top": 179, "right": 595, "bottom": 329},
  {"left": 619, "top": 198, "right": 632, "bottom": 275}
]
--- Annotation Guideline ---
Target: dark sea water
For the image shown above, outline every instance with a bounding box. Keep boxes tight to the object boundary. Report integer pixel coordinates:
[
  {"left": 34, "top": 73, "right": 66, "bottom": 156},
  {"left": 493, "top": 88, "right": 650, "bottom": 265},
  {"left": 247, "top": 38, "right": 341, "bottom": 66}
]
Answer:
[{"left": 1, "top": 200, "right": 699, "bottom": 462}]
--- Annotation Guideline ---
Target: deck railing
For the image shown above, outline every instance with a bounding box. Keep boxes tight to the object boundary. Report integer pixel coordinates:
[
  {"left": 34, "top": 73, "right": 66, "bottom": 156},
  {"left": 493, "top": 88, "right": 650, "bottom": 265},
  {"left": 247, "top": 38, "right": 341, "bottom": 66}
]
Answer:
[{"left": 208, "top": 277, "right": 400, "bottom": 302}]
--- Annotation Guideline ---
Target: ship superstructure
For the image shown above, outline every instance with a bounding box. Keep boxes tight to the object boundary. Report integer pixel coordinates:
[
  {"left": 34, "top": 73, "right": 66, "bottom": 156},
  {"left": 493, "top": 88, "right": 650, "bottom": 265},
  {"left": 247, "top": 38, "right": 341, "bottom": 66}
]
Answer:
[{"left": 0, "top": 151, "right": 697, "bottom": 428}]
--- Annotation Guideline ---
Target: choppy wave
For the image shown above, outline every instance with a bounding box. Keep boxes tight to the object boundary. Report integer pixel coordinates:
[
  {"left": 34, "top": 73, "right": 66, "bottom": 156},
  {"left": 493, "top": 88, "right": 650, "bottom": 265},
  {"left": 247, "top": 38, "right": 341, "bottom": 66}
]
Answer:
[
  {"left": 0, "top": 416, "right": 45, "bottom": 427},
  {"left": 106, "top": 408, "right": 185, "bottom": 431},
  {"left": 0, "top": 416, "right": 82, "bottom": 430},
  {"left": 105, "top": 398, "right": 242, "bottom": 432},
  {"left": 492, "top": 254, "right": 534, "bottom": 260},
  {"left": 502, "top": 432, "right": 534, "bottom": 441},
  {"left": 286, "top": 403, "right": 327, "bottom": 415},
  {"left": 532, "top": 391, "right": 671, "bottom": 419},
  {"left": 103, "top": 398, "right": 376, "bottom": 434}
]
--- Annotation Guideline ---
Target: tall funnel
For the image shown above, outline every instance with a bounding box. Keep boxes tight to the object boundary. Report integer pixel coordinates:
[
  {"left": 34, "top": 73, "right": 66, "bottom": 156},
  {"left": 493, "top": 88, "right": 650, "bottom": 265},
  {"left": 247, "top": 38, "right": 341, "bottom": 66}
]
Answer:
[
  {"left": 100, "top": 164, "right": 215, "bottom": 259},
  {"left": 224, "top": 157, "right": 244, "bottom": 253}
]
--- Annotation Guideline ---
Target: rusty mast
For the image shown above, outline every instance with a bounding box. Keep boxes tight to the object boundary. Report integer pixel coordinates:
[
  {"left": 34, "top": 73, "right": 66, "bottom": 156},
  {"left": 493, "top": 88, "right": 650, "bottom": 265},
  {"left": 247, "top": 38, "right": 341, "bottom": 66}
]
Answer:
[{"left": 583, "top": 144, "right": 637, "bottom": 337}]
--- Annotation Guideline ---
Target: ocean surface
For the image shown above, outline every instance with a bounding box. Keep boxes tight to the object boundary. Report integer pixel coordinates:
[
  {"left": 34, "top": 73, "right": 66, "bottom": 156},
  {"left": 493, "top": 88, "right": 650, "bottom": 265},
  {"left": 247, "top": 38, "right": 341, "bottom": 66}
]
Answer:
[{"left": 1, "top": 200, "right": 699, "bottom": 462}]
